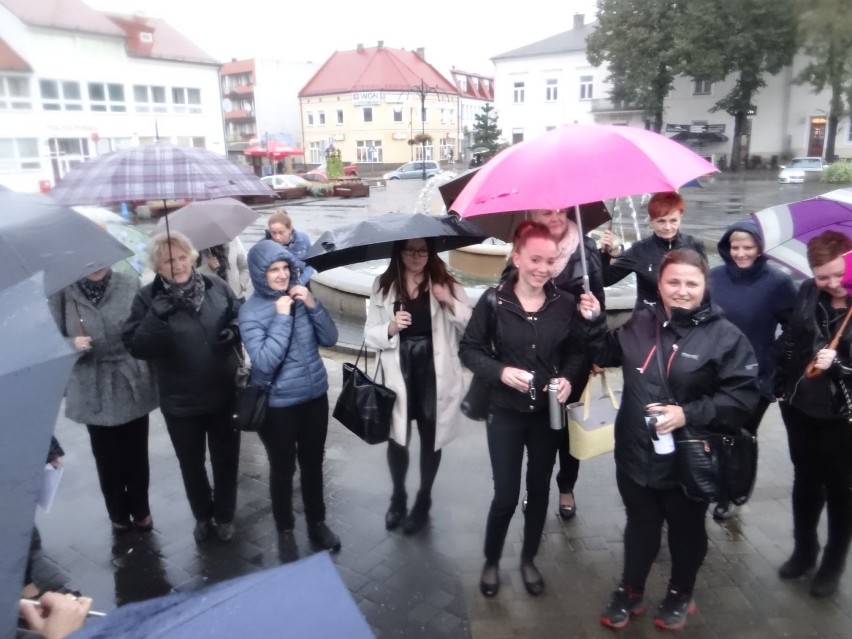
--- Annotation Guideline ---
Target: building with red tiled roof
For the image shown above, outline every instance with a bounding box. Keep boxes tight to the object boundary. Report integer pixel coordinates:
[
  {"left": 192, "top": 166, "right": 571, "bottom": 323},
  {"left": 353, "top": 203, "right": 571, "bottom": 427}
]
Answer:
[
  {"left": 0, "top": 0, "right": 225, "bottom": 193},
  {"left": 298, "top": 43, "right": 466, "bottom": 167},
  {"left": 449, "top": 68, "right": 495, "bottom": 166}
]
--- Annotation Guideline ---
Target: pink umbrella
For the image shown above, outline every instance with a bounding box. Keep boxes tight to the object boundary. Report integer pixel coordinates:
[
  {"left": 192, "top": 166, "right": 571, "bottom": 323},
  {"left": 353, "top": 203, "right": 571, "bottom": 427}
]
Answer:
[{"left": 452, "top": 123, "right": 718, "bottom": 292}]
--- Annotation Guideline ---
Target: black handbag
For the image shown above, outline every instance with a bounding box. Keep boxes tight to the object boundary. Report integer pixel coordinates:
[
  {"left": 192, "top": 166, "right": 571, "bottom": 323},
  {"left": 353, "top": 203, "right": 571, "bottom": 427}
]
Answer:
[
  {"left": 676, "top": 428, "right": 758, "bottom": 504},
  {"left": 333, "top": 342, "right": 397, "bottom": 444},
  {"left": 232, "top": 338, "right": 290, "bottom": 433},
  {"left": 460, "top": 288, "right": 497, "bottom": 421}
]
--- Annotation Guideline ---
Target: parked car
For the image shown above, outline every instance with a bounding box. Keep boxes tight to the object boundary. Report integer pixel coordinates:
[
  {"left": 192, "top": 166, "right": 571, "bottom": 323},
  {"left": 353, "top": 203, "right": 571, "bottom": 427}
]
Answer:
[
  {"left": 383, "top": 161, "right": 442, "bottom": 180},
  {"left": 303, "top": 161, "right": 358, "bottom": 180},
  {"left": 778, "top": 156, "right": 829, "bottom": 184},
  {"left": 261, "top": 174, "right": 310, "bottom": 199}
]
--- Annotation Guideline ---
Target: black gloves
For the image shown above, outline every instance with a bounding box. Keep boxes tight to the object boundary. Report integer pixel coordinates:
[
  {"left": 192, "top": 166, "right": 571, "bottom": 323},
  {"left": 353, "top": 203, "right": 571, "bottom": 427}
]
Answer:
[{"left": 150, "top": 294, "right": 177, "bottom": 320}]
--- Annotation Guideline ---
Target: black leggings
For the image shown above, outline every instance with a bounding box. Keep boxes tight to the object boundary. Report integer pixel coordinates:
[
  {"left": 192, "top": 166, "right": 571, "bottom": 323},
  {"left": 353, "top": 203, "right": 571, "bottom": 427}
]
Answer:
[
  {"left": 781, "top": 403, "right": 852, "bottom": 565},
  {"left": 388, "top": 336, "right": 440, "bottom": 506},
  {"left": 617, "top": 471, "right": 709, "bottom": 594}
]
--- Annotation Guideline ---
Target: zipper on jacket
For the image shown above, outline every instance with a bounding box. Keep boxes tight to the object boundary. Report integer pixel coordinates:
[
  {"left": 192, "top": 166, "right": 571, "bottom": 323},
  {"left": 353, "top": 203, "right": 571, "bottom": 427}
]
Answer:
[
  {"left": 638, "top": 344, "right": 657, "bottom": 374},
  {"left": 666, "top": 344, "right": 679, "bottom": 377}
]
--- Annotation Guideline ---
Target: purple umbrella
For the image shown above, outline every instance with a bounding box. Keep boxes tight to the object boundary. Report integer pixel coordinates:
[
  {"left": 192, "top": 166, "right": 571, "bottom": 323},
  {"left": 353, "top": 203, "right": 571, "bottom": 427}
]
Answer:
[{"left": 752, "top": 188, "right": 852, "bottom": 277}]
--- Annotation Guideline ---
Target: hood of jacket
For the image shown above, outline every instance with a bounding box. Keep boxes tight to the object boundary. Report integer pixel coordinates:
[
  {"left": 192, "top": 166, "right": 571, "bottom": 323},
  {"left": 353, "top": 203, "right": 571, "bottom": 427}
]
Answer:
[
  {"left": 717, "top": 218, "right": 767, "bottom": 279},
  {"left": 247, "top": 240, "right": 298, "bottom": 299}
]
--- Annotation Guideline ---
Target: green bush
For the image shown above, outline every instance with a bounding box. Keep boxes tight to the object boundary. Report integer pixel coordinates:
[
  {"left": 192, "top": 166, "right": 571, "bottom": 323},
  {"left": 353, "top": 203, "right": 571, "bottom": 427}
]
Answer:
[{"left": 823, "top": 162, "right": 852, "bottom": 184}]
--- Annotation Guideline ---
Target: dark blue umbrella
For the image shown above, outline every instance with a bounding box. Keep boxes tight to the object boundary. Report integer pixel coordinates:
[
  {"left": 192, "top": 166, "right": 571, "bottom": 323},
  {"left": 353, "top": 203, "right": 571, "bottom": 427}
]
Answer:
[
  {"left": 0, "top": 273, "right": 78, "bottom": 639},
  {"left": 0, "top": 192, "right": 132, "bottom": 295},
  {"left": 71, "top": 553, "right": 375, "bottom": 638}
]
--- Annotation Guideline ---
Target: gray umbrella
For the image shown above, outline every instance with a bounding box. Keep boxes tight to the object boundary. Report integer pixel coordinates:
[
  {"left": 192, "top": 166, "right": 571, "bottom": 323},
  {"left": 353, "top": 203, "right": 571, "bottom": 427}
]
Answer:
[
  {"left": 0, "top": 274, "right": 78, "bottom": 639},
  {"left": 304, "top": 212, "right": 487, "bottom": 272},
  {"left": 154, "top": 197, "right": 259, "bottom": 251},
  {"left": 0, "top": 192, "right": 133, "bottom": 295}
]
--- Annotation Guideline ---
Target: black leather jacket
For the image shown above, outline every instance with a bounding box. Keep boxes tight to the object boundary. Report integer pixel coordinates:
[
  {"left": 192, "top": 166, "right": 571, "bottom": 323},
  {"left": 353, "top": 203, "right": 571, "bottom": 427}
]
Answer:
[
  {"left": 459, "top": 277, "right": 603, "bottom": 414},
  {"left": 776, "top": 279, "right": 852, "bottom": 419}
]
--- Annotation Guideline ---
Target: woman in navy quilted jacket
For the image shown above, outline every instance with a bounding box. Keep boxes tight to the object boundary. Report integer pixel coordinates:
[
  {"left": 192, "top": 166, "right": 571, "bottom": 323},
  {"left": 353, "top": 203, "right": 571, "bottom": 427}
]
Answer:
[{"left": 239, "top": 240, "right": 340, "bottom": 563}]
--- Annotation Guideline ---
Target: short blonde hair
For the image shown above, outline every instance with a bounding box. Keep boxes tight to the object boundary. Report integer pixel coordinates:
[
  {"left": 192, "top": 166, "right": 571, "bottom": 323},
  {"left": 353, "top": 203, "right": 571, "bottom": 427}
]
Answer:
[
  {"left": 268, "top": 209, "right": 292, "bottom": 229},
  {"left": 148, "top": 231, "right": 198, "bottom": 271},
  {"left": 729, "top": 230, "right": 756, "bottom": 244}
]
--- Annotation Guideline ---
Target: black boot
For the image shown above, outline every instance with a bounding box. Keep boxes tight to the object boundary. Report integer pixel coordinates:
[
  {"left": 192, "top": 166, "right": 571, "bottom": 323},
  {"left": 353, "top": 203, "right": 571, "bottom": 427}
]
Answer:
[
  {"left": 401, "top": 493, "right": 431, "bottom": 535},
  {"left": 779, "top": 544, "right": 820, "bottom": 579},
  {"left": 385, "top": 493, "right": 407, "bottom": 531},
  {"left": 810, "top": 543, "right": 848, "bottom": 597}
]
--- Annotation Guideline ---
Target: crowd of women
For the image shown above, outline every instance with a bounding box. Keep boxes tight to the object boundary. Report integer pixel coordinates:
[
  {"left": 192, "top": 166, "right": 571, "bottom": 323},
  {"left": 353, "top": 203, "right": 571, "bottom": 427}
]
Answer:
[{"left": 37, "top": 195, "right": 852, "bottom": 633}]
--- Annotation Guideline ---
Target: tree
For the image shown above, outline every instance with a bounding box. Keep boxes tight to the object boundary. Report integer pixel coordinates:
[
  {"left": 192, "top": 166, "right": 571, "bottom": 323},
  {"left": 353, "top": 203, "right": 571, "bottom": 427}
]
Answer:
[
  {"left": 678, "top": 0, "right": 797, "bottom": 170},
  {"left": 794, "top": 0, "right": 852, "bottom": 161},
  {"left": 586, "top": 0, "right": 684, "bottom": 132},
  {"left": 472, "top": 103, "right": 502, "bottom": 152}
]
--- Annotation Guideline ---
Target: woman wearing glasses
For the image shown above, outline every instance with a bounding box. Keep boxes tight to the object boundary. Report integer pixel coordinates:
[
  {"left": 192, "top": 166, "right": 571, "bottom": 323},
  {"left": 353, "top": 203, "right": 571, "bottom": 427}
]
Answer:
[
  {"left": 459, "top": 221, "right": 601, "bottom": 598},
  {"left": 365, "top": 238, "right": 471, "bottom": 535}
]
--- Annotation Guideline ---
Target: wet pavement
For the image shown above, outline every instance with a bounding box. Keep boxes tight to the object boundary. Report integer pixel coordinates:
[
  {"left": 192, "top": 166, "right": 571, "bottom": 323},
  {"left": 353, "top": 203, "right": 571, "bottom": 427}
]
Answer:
[{"left": 30, "top": 174, "right": 852, "bottom": 638}]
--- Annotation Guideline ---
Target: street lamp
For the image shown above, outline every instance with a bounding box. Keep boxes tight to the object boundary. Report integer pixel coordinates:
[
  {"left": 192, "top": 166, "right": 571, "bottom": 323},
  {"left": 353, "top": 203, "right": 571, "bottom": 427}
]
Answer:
[{"left": 409, "top": 79, "right": 446, "bottom": 180}]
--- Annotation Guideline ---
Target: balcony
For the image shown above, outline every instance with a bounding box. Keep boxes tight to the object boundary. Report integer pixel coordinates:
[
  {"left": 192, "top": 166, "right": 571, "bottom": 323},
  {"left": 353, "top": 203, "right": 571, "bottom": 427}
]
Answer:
[
  {"left": 589, "top": 98, "right": 642, "bottom": 114},
  {"left": 224, "top": 84, "right": 255, "bottom": 97},
  {"left": 224, "top": 109, "right": 255, "bottom": 121}
]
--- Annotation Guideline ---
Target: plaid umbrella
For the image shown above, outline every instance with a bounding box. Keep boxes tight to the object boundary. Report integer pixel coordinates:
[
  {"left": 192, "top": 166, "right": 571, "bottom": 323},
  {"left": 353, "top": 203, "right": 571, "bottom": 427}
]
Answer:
[{"left": 49, "top": 144, "right": 274, "bottom": 206}]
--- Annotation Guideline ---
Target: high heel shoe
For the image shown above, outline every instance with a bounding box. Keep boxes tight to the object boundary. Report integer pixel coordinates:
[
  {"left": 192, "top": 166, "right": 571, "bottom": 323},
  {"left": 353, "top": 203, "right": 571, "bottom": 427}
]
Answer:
[
  {"left": 520, "top": 559, "right": 545, "bottom": 596},
  {"left": 479, "top": 561, "right": 500, "bottom": 597},
  {"left": 558, "top": 492, "right": 576, "bottom": 520}
]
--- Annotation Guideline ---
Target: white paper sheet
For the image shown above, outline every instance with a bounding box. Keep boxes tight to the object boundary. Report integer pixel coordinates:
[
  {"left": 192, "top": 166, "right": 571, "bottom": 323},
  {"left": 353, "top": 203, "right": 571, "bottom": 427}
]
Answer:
[{"left": 37, "top": 463, "right": 64, "bottom": 513}]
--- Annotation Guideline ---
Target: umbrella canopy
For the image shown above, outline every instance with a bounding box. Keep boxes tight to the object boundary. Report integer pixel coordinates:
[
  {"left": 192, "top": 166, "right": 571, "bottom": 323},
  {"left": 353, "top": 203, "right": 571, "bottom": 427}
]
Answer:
[
  {"left": 752, "top": 187, "right": 852, "bottom": 277},
  {"left": 71, "top": 552, "right": 375, "bottom": 639},
  {"left": 438, "top": 168, "right": 611, "bottom": 241},
  {"left": 243, "top": 143, "right": 266, "bottom": 157},
  {"left": 267, "top": 141, "right": 304, "bottom": 160},
  {"left": 0, "top": 192, "right": 133, "bottom": 295},
  {"left": 75, "top": 207, "right": 151, "bottom": 276},
  {"left": 304, "top": 212, "right": 487, "bottom": 272},
  {"left": 155, "top": 197, "right": 259, "bottom": 251},
  {"left": 452, "top": 123, "right": 717, "bottom": 218},
  {"left": 49, "top": 144, "right": 275, "bottom": 206},
  {"left": 0, "top": 273, "right": 78, "bottom": 639}
]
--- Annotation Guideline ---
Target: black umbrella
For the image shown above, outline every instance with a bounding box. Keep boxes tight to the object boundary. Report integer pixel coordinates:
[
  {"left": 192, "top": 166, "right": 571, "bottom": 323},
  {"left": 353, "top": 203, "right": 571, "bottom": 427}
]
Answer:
[
  {"left": 0, "top": 192, "right": 132, "bottom": 295},
  {"left": 72, "top": 553, "right": 375, "bottom": 639},
  {"left": 0, "top": 274, "right": 78, "bottom": 639},
  {"left": 438, "top": 168, "right": 611, "bottom": 242},
  {"left": 304, "top": 212, "right": 487, "bottom": 272}
]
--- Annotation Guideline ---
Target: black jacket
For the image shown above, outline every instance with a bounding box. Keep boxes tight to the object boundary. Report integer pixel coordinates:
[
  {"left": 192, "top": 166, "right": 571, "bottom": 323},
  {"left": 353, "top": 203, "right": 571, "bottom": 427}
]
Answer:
[
  {"left": 602, "top": 232, "right": 706, "bottom": 310},
  {"left": 775, "top": 279, "right": 852, "bottom": 420},
  {"left": 122, "top": 274, "right": 241, "bottom": 418},
  {"left": 459, "top": 277, "right": 603, "bottom": 414},
  {"left": 595, "top": 302, "right": 759, "bottom": 489}
]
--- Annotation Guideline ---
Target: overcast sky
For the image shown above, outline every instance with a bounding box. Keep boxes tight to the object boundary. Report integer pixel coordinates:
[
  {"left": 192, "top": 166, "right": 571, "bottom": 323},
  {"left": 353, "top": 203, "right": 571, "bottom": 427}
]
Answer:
[{"left": 85, "top": 0, "right": 599, "bottom": 75}]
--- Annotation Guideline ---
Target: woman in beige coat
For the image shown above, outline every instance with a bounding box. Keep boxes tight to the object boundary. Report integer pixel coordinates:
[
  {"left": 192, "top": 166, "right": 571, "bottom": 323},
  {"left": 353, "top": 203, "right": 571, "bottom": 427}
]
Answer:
[{"left": 365, "top": 238, "right": 471, "bottom": 534}]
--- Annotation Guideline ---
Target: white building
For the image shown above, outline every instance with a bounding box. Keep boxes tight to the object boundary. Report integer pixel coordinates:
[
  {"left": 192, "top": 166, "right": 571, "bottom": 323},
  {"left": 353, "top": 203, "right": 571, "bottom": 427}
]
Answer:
[
  {"left": 0, "top": 0, "right": 224, "bottom": 193},
  {"left": 448, "top": 68, "right": 494, "bottom": 165},
  {"left": 492, "top": 13, "right": 851, "bottom": 164}
]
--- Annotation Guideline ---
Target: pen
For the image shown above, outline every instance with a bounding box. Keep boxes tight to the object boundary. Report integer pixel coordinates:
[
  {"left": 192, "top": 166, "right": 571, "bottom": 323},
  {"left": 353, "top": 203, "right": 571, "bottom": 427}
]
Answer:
[{"left": 20, "top": 598, "right": 107, "bottom": 618}]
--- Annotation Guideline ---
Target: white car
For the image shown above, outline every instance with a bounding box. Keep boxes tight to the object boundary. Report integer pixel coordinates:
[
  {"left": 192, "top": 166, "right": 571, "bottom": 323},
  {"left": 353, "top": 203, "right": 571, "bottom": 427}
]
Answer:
[
  {"left": 261, "top": 174, "right": 310, "bottom": 189},
  {"left": 778, "top": 157, "right": 828, "bottom": 184}
]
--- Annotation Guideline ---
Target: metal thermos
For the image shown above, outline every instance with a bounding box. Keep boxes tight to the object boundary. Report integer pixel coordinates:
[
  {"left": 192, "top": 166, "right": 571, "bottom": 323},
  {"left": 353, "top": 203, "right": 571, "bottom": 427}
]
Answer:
[{"left": 548, "top": 378, "right": 564, "bottom": 430}]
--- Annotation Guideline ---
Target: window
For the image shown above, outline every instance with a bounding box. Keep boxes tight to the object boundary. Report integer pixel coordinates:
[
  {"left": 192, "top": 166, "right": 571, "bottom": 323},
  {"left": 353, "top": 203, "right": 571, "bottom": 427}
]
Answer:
[
  {"left": 693, "top": 80, "right": 712, "bottom": 95},
  {"left": 133, "top": 85, "right": 166, "bottom": 113},
  {"left": 306, "top": 112, "right": 314, "bottom": 126},
  {"left": 458, "top": 77, "right": 467, "bottom": 92},
  {"left": 363, "top": 107, "right": 373, "bottom": 123},
  {"left": 336, "top": 109, "right": 343, "bottom": 124},
  {"left": 439, "top": 139, "right": 454, "bottom": 160},
  {"left": 171, "top": 87, "right": 201, "bottom": 113},
  {"left": 546, "top": 78, "right": 558, "bottom": 102},
  {"left": 308, "top": 140, "right": 323, "bottom": 164},
  {"left": 512, "top": 129, "right": 524, "bottom": 144},
  {"left": 40, "top": 80, "right": 82, "bottom": 111},
  {"left": 88, "top": 82, "right": 126, "bottom": 112},
  {"left": 513, "top": 82, "right": 525, "bottom": 104},
  {"left": 176, "top": 136, "right": 206, "bottom": 148},
  {"left": 579, "top": 75, "right": 594, "bottom": 100},
  {"left": 413, "top": 143, "right": 433, "bottom": 161},
  {"left": 318, "top": 110, "right": 326, "bottom": 125},
  {"left": 0, "top": 138, "right": 40, "bottom": 171},
  {"left": 0, "top": 76, "right": 31, "bottom": 110},
  {"left": 356, "top": 140, "right": 382, "bottom": 163},
  {"left": 392, "top": 108, "right": 403, "bottom": 123}
]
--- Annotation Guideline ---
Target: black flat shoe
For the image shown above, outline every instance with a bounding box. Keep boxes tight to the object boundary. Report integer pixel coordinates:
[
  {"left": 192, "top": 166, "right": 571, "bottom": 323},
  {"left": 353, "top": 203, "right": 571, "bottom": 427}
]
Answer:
[
  {"left": 558, "top": 493, "right": 576, "bottom": 520},
  {"left": 278, "top": 530, "right": 299, "bottom": 564},
  {"left": 401, "top": 494, "right": 431, "bottom": 535},
  {"left": 308, "top": 521, "right": 341, "bottom": 552},
  {"left": 479, "top": 562, "right": 500, "bottom": 597},
  {"left": 385, "top": 506, "right": 406, "bottom": 530},
  {"left": 521, "top": 559, "right": 544, "bottom": 596}
]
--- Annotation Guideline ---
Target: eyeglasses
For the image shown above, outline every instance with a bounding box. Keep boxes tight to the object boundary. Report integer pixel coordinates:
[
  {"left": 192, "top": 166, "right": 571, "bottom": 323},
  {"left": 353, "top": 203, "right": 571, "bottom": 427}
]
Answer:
[{"left": 401, "top": 248, "right": 429, "bottom": 257}]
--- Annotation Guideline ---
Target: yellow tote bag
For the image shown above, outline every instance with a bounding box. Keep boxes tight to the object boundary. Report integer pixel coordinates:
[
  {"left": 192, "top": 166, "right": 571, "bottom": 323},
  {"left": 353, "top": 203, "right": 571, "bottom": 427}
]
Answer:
[{"left": 566, "top": 372, "right": 620, "bottom": 461}]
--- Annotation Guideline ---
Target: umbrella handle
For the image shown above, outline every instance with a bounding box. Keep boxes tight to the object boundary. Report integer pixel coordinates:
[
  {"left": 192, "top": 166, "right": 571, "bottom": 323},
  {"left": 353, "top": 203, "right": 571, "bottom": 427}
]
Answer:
[{"left": 804, "top": 306, "right": 852, "bottom": 379}]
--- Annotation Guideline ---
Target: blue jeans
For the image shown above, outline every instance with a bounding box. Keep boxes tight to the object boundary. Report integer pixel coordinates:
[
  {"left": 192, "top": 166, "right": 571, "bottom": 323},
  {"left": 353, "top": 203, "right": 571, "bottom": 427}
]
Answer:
[{"left": 483, "top": 407, "right": 556, "bottom": 563}]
